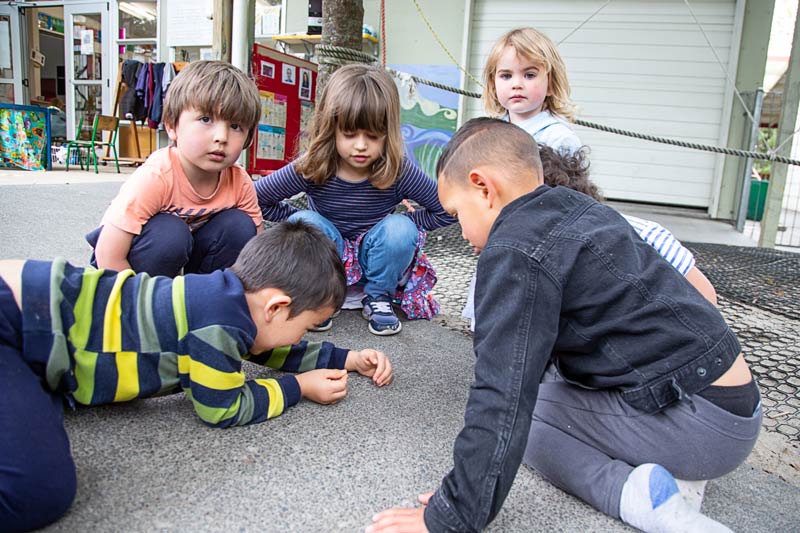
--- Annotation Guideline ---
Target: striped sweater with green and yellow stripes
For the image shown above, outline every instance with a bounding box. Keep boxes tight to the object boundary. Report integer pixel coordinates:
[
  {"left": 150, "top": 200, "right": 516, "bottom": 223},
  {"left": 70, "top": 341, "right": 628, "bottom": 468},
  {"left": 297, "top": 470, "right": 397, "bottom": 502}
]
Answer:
[{"left": 20, "top": 258, "right": 349, "bottom": 428}]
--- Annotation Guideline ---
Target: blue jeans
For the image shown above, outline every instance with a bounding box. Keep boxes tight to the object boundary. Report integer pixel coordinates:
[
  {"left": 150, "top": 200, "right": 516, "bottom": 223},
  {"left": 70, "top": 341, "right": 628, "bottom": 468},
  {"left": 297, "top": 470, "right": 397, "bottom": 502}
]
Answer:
[
  {"left": 287, "top": 210, "right": 418, "bottom": 298},
  {"left": 0, "top": 278, "right": 76, "bottom": 532},
  {"left": 87, "top": 209, "right": 257, "bottom": 277}
]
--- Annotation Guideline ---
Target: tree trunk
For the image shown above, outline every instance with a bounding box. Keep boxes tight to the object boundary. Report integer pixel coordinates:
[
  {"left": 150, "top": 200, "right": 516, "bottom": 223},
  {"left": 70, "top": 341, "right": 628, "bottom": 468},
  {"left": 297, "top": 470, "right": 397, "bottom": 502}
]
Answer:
[
  {"left": 212, "top": 0, "right": 233, "bottom": 63},
  {"left": 318, "top": 0, "right": 364, "bottom": 93}
]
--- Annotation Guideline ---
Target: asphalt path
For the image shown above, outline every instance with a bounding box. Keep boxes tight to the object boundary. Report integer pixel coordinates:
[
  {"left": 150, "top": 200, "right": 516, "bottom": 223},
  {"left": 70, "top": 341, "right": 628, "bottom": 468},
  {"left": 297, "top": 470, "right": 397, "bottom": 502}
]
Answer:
[{"left": 1, "top": 180, "right": 797, "bottom": 532}]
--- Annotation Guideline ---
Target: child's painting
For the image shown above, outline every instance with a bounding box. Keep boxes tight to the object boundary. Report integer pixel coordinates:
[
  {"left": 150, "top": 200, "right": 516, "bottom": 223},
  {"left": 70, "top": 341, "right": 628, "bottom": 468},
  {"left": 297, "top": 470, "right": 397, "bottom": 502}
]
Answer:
[
  {"left": 0, "top": 106, "right": 49, "bottom": 171},
  {"left": 390, "top": 64, "right": 459, "bottom": 179}
]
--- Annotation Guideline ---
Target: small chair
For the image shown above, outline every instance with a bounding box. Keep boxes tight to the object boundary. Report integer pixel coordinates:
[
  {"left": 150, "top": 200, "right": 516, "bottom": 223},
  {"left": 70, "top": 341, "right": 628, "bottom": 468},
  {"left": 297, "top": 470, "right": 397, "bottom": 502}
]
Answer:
[{"left": 65, "top": 114, "right": 120, "bottom": 173}]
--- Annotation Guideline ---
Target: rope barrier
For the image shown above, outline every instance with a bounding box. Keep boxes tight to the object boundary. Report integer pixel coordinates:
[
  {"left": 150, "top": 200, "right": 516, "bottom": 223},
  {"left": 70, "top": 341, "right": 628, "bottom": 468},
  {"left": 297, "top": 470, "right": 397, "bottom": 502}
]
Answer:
[
  {"left": 574, "top": 119, "right": 799, "bottom": 166},
  {"left": 380, "top": 0, "right": 387, "bottom": 68},
  {"left": 314, "top": 44, "right": 799, "bottom": 167},
  {"left": 316, "top": 44, "right": 483, "bottom": 98}
]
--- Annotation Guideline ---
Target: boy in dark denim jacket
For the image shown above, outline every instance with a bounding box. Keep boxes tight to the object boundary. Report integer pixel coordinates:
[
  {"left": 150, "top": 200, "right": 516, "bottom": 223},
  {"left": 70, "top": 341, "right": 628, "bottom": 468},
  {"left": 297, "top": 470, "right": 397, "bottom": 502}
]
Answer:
[{"left": 369, "top": 118, "right": 760, "bottom": 533}]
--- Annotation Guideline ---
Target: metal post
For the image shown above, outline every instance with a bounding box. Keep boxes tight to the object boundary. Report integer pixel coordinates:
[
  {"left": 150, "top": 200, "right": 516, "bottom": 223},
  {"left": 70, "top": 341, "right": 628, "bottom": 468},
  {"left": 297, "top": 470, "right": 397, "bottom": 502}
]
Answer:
[
  {"left": 736, "top": 88, "right": 764, "bottom": 232},
  {"left": 231, "top": 0, "right": 254, "bottom": 73}
]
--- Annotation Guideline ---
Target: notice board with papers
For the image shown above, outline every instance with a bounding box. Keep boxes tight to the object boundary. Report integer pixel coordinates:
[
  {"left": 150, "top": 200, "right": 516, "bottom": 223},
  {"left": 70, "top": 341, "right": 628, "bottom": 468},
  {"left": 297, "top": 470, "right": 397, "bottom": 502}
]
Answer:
[{"left": 248, "top": 44, "right": 317, "bottom": 174}]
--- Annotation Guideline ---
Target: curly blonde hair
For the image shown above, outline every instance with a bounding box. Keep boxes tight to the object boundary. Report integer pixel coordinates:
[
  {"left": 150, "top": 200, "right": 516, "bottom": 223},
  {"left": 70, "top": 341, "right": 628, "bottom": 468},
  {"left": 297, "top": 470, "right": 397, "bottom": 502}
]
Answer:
[
  {"left": 483, "top": 27, "right": 576, "bottom": 121},
  {"left": 294, "top": 64, "right": 403, "bottom": 189}
]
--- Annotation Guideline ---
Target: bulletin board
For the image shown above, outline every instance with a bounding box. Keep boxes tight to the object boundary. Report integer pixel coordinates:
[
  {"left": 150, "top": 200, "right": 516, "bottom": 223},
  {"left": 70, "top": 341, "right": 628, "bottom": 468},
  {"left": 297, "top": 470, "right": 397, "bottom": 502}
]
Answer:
[{"left": 248, "top": 44, "right": 317, "bottom": 174}]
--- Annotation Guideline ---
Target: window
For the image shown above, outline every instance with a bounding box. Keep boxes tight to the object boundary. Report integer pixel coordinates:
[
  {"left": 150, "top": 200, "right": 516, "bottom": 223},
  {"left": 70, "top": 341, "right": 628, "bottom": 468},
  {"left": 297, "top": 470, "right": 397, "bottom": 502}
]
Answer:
[{"left": 118, "top": 1, "right": 157, "bottom": 62}]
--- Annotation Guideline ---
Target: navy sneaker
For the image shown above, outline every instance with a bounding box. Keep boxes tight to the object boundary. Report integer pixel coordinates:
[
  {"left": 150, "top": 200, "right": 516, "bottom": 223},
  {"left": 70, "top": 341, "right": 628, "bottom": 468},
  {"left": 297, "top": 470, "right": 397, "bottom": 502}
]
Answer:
[
  {"left": 361, "top": 294, "right": 402, "bottom": 336},
  {"left": 310, "top": 310, "right": 339, "bottom": 332}
]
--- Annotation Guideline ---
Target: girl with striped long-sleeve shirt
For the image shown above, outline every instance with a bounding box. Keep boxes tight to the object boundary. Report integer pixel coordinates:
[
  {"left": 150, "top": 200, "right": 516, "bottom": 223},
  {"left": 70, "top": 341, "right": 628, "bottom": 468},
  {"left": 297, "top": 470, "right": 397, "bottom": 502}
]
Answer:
[{"left": 255, "top": 65, "right": 455, "bottom": 337}]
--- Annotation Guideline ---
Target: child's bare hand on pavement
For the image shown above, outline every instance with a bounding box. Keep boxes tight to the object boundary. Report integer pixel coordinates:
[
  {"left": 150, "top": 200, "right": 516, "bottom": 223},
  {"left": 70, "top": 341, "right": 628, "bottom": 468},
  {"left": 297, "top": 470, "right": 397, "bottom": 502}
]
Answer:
[
  {"left": 366, "top": 492, "right": 433, "bottom": 532},
  {"left": 345, "top": 349, "right": 393, "bottom": 386},
  {"left": 296, "top": 369, "right": 348, "bottom": 404}
]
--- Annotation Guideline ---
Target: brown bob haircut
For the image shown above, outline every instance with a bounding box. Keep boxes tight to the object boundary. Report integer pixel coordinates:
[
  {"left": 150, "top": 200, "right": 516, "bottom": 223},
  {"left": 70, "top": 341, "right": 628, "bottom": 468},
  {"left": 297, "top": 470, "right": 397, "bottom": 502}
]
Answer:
[{"left": 294, "top": 64, "right": 404, "bottom": 189}]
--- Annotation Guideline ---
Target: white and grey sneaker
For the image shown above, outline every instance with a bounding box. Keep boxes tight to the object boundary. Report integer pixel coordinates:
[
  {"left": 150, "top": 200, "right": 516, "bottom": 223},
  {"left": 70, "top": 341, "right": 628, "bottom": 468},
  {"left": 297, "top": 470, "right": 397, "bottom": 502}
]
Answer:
[{"left": 361, "top": 294, "right": 402, "bottom": 336}]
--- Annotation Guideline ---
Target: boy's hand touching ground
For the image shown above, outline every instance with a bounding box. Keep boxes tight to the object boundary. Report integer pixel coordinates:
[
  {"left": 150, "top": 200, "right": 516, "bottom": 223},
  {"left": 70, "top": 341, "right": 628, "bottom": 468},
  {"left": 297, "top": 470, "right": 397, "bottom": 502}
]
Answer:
[
  {"left": 366, "top": 492, "right": 432, "bottom": 532},
  {"left": 345, "top": 349, "right": 393, "bottom": 386},
  {"left": 296, "top": 369, "right": 347, "bottom": 404}
]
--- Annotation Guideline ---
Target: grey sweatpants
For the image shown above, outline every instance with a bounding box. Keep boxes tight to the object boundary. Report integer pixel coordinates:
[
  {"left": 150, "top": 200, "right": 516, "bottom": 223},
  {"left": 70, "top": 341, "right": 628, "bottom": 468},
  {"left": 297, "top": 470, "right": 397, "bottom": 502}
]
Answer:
[{"left": 522, "top": 369, "right": 762, "bottom": 518}]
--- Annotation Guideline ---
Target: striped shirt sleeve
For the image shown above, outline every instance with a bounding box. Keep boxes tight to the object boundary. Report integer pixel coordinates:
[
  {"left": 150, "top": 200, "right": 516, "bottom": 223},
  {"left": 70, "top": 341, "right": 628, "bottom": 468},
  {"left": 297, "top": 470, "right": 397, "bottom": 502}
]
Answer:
[
  {"left": 244, "top": 340, "right": 349, "bottom": 371},
  {"left": 179, "top": 327, "right": 302, "bottom": 428},
  {"left": 254, "top": 163, "right": 308, "bottom": 222},
  {"left": 397, "top": 159, "right": 457, "bottom": 230},
  {"left": 179, "top": 338, "right": 349, "bottom": 428},
  {"left": 622, "top": 214, "right": 696, "bottom": 275}
]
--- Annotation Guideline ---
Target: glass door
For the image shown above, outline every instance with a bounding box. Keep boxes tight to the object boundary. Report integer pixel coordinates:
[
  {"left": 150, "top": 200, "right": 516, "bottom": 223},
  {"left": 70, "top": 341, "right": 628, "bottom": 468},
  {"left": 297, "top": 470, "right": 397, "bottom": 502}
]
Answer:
[
  {"left": 64, "top": 3, "right": 111, "bottom": 140},
  {"left": 0, "top": 5, "right": 24, "bottom": 104}
]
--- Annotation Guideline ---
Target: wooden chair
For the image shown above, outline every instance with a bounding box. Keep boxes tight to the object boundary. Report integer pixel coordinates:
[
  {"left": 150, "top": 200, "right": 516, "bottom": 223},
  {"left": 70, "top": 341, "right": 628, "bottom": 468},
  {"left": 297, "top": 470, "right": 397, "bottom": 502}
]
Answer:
[{"left": 65, "top": 114, "right": 120, "bottom": 173}]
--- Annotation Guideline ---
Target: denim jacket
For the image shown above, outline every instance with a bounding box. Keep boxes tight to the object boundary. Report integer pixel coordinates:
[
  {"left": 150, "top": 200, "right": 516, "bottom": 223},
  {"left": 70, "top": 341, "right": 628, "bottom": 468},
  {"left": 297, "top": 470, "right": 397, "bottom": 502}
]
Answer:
[{"left": 424, "top": 185, "right": 740, "bottom": 532}]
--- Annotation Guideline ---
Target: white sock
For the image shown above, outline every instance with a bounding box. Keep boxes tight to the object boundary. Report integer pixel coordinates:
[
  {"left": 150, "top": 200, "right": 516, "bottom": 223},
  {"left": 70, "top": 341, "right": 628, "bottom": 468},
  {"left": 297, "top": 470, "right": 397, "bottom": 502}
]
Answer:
[
  {"left": 619, "top": 464, "right": 731, "bottom": 533},
  {"left": 675, "top": 478, "right": 708, "bottom": 512}
]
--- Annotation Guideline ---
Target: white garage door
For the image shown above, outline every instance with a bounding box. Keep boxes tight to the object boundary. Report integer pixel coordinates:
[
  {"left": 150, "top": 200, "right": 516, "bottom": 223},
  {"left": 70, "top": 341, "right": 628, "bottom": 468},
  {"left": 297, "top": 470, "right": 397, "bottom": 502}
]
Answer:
[{"left": 463, "top": 0, "right": 741, "bottom": 208}]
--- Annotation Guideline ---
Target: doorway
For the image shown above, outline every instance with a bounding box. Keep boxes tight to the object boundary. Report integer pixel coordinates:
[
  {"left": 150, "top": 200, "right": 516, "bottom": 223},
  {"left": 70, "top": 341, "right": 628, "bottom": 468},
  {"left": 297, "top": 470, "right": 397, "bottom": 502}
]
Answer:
[
  {"left": 63, "top": 3, "right": 111, "bottom": 140},
  {"left": 0, "top": 5, "right": 25, "bottom": 104}
]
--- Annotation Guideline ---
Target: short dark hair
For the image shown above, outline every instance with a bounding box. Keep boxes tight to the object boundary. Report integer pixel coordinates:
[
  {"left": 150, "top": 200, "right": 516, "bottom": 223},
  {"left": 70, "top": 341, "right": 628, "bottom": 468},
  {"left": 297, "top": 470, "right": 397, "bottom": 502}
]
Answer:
[
  {"left": 436, "top": 117, "right": 543, "bottom": 186},
  {"left": 538, "top": 144, "right": 602, "bottom": 201},
  {"left": 230, "top": 221, "right": 346, "bottom": 317}
]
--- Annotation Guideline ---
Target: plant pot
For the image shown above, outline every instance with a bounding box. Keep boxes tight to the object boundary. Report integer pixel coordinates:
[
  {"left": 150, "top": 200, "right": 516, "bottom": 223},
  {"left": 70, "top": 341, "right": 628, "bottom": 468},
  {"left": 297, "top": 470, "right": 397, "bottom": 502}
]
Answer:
[{"left": 747, "top": 179, "right": 769, "bottom": 221}]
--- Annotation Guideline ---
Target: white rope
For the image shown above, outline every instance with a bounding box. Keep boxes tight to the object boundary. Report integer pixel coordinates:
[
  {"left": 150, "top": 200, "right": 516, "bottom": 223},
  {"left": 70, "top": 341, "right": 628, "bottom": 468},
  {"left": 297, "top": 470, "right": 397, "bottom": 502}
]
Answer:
[{"left": 558, "top": 0, "right": 613, "bottom": 45}]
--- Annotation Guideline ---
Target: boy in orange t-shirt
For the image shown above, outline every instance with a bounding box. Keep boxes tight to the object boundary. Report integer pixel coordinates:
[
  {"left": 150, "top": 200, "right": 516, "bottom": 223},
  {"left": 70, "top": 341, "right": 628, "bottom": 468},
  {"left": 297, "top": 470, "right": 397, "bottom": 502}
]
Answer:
[{"left": 87, "top": 60, "right": 264, "bottom": 276}]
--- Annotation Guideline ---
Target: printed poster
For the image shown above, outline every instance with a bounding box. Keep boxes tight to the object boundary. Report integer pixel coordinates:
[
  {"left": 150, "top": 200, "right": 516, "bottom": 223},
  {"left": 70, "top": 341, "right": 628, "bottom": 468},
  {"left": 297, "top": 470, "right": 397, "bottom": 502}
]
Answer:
[
  {"left": 257, "top": 125, "right": 285, "bottom": 161},
  {"left": 257, "top": 90, "right": 286, "bottom": 160},
  {"left": 300, "top": 101, "right": 314, "bottom": 133},
  {"left": 80, "top": 30, "right": 94, "bottom": 55}
]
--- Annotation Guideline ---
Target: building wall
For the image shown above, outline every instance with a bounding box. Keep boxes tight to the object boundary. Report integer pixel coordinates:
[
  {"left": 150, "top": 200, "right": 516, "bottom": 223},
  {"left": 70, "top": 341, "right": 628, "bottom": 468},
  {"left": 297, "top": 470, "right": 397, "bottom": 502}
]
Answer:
[{"left": 463, "top": 0, "right": 749, "bottom": 210}]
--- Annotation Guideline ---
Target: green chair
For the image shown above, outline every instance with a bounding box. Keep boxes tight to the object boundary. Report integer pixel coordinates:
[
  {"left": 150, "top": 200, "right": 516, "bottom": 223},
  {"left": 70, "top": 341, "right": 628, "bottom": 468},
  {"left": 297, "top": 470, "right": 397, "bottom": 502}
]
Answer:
[{"left": 65, "top": 114, "right": 120, "bottom": 173}]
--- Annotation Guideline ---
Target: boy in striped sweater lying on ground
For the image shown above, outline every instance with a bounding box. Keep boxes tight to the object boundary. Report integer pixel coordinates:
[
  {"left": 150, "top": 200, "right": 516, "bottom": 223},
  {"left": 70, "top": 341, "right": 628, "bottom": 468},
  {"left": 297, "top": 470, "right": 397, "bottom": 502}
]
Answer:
[{"left": 0, "top": 220, "right": 392, "bottom": 532}]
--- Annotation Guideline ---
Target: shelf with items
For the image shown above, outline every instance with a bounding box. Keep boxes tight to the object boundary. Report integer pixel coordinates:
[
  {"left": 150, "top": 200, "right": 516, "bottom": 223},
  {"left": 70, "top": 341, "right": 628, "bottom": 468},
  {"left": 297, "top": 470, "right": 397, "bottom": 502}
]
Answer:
[{"left": 39, "top": 27, "right": 65, "bottom": 39}]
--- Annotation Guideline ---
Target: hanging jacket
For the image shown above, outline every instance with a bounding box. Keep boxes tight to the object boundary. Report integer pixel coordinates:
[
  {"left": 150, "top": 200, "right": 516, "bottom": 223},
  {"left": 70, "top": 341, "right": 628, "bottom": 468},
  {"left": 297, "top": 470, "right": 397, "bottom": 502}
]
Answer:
[
  {"left": 149, "top": 62, "right": 166, "bottom": 127},
  {"left": 120, "top": 60, "right": 146, "bottom": 121}
]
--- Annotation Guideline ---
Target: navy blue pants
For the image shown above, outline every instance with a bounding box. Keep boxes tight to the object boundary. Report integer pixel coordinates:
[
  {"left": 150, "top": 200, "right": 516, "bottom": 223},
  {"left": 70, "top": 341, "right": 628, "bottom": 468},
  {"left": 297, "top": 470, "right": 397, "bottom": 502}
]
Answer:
[
  {"left": 0, "top": 278, "right": 76, "bottom": 532},
  {"left": 87, "top": 209, "right": 257, "bottom": 277}
]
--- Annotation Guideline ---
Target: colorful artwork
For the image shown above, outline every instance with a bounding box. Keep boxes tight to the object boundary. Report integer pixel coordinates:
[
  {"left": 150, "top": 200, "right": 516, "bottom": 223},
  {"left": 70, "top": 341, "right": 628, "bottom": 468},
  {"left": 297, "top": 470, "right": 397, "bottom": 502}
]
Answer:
[
  {"left": 391, "top": 64, "right": 459, "bottom": 179},
  {"left": 0, "top": 105, "right": 49, "bottom": 171}
]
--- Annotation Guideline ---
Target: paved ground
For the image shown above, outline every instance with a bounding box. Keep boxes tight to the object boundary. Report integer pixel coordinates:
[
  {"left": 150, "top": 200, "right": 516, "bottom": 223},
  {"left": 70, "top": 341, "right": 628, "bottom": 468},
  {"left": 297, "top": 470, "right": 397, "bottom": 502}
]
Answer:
[{"left": 0, "top": 168, "right": 798, "bottom": 532}]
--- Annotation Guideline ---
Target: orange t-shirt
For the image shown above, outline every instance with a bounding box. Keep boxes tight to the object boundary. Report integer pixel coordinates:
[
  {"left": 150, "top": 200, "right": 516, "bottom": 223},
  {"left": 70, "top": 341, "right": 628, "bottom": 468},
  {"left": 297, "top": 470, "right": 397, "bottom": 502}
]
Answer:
[{"left": 101, "top": 146, "right": 263, "bottom": 235}]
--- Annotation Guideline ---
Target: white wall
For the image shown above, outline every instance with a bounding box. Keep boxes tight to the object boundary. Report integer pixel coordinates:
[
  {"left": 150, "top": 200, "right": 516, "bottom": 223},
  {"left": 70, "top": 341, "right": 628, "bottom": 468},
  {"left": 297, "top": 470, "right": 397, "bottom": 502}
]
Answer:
[{"left": 464, "top": 0, "right": 740, "bottom": 208}]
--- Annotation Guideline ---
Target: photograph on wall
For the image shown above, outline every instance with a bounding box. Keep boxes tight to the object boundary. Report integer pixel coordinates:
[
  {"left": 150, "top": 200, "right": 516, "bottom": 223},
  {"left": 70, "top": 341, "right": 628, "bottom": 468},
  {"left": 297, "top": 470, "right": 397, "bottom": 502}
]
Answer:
[
  {"left": 299, "top": 68, "right": 312, "bottom": 101},
  {"left": 282, "top": 64, "right": 296, "bottom": 85},
  {"left": 260, "top": 60, "right": 275, "bottom": 79}
]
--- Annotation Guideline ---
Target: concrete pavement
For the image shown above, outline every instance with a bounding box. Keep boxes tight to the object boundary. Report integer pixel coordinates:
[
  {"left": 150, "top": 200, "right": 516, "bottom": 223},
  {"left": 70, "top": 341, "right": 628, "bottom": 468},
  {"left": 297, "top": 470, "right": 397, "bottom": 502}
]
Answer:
[{"left": 0, "top": 168, "right": 798, "bottom": 532}]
